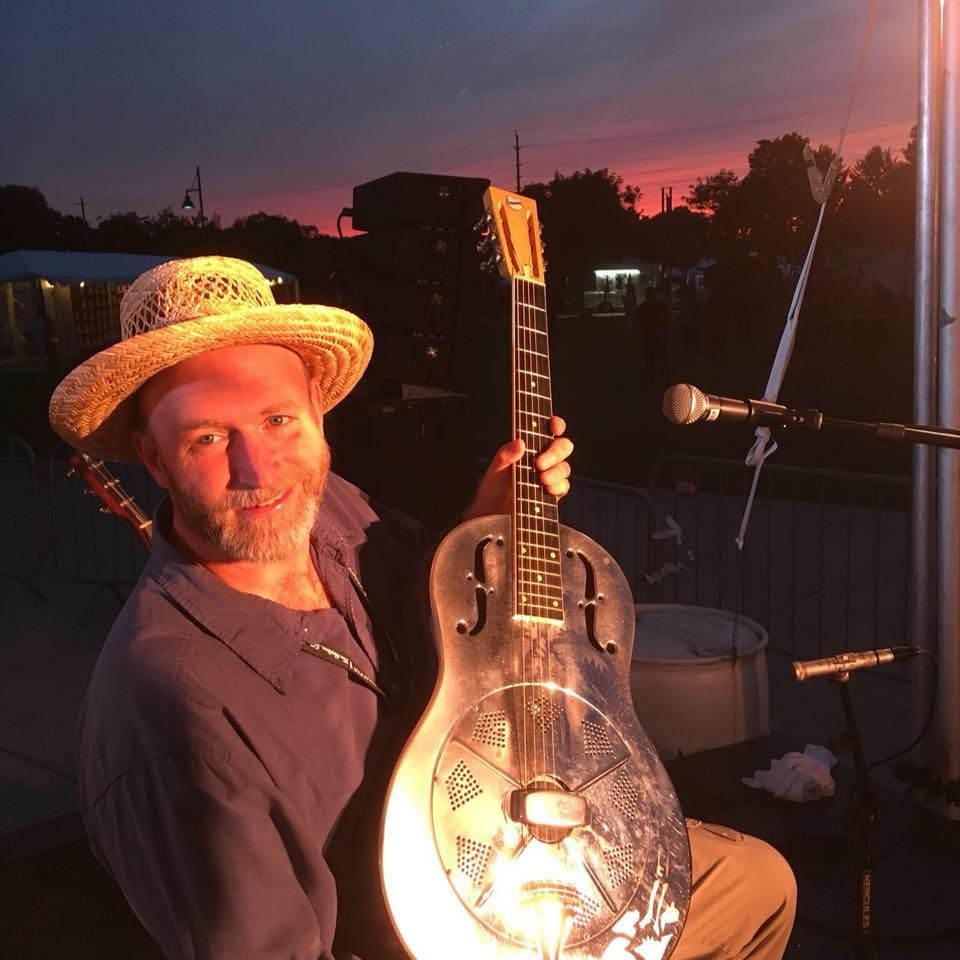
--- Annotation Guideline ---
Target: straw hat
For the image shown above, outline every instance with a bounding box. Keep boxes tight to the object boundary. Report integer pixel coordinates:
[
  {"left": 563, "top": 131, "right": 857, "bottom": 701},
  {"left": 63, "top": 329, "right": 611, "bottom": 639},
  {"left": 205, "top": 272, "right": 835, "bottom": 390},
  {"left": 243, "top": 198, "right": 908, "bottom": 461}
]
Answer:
[{"left": 49, "top": 256, "right": 372, "bottom": 462}]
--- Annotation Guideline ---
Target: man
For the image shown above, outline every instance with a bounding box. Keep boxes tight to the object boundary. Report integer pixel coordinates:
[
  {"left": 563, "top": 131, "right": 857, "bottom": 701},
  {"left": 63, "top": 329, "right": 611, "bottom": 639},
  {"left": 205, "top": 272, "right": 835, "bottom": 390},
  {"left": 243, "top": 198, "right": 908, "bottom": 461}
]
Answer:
[
  {"left": 50, "top": 256, "right": 794, "bottom": 959},
  {"left": 634, "top": 286, "right": 671, "bottom": 384}
]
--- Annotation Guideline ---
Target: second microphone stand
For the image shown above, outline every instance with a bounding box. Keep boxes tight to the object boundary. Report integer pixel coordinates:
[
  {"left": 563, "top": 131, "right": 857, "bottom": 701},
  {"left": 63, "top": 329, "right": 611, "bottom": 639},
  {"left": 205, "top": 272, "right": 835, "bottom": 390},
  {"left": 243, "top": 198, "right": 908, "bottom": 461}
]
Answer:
[{"left": 829, "top": 669, "right": 879, "bottom": 960}]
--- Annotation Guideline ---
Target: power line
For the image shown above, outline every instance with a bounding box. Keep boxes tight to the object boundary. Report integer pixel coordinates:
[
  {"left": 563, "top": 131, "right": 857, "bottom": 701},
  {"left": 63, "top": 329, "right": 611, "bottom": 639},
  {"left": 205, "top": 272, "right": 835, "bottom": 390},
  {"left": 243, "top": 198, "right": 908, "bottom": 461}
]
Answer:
[
  {"left": 524, "top": 99, "right": 914, "bottom": 154},
  {"left": 511, "top": 70, "right": 914, "bottom": 142}
]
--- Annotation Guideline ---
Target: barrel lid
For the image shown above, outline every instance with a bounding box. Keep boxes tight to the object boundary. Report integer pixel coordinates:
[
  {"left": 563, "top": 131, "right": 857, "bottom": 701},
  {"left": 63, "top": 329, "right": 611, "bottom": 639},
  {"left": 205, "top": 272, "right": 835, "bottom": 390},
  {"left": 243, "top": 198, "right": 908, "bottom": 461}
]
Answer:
[{"left": 633, "top": 604, "right": 768, "bottom": 662}]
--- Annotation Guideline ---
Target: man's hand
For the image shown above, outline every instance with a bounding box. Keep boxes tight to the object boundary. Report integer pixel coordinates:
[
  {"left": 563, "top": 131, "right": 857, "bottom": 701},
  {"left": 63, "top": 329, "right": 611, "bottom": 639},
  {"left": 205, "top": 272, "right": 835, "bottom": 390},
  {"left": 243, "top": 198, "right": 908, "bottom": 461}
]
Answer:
[{"left": 463, "top": 416, "right": 573, "bottom": 521}]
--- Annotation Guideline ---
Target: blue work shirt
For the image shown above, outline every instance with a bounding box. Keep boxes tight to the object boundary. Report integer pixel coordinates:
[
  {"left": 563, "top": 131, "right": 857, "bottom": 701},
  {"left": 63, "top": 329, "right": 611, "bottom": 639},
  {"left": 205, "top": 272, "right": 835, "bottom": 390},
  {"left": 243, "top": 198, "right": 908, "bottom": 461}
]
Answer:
[{"left": 76, "top": 473, "right": 428, "bottom": 959}]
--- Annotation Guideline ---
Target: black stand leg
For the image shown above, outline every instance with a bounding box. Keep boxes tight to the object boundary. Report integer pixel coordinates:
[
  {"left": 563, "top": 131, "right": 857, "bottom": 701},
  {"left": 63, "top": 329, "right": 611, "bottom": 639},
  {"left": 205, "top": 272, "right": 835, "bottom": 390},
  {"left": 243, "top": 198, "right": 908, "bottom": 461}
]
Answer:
[{"left": 831, "top": 672, "right": 878, "bottom": 960}]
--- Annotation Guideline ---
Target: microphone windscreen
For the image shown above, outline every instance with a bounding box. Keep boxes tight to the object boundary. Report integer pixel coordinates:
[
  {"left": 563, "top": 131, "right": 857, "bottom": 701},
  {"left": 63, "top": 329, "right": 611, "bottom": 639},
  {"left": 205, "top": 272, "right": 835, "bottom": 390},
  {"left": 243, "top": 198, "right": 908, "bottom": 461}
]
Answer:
[{"left": 663, "top": 383, "right": 708, "bottom": 425}]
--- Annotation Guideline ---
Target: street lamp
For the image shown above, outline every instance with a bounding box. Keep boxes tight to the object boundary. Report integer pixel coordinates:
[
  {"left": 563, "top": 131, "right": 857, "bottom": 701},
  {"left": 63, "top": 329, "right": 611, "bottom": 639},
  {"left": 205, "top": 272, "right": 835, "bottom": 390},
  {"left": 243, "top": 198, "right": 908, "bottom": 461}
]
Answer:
[{"left": 181, "top": 165, "right": 205, "bottom": 225}]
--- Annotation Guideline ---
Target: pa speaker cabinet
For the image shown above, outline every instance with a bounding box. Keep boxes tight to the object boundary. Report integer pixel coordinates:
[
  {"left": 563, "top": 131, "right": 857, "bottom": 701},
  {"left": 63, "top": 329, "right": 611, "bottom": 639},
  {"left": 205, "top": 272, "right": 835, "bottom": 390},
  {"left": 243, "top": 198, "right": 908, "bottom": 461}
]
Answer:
[
  {"left": 326, "top": 397, "right": 480, "bottom": 532},
  {"left": 351, "top": 172, "right": 490, "bottom": 231}
]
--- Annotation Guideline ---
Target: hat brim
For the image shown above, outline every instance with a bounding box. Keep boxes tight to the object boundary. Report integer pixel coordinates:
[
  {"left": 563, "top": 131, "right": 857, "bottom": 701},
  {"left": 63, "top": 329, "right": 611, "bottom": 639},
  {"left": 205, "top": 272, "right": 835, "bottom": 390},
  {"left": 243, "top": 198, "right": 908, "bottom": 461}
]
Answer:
[{"left": 48, "top": 303, "right": 373, "bottom": 463}]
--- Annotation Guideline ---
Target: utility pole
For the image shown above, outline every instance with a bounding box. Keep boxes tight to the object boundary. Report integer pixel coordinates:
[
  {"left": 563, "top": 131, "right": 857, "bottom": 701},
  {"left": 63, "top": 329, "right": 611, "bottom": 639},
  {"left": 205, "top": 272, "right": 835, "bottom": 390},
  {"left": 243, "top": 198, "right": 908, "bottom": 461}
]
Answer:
[
  {"left": 514, "top": 131, "right": 522, "bottom": 192},
  {"left": 77, "top": 196, "right": 87, "bottom": 225},
  {"left": 660, "top": 186, "right": 673, "bottom": 214}
]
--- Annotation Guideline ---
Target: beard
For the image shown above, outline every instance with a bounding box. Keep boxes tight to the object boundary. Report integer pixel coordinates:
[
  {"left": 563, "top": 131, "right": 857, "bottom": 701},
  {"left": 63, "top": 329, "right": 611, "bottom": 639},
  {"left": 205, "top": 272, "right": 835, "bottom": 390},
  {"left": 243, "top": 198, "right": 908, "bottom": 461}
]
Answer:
[{"left": 166, "top": 442, "right": 331, "bottom": 563}]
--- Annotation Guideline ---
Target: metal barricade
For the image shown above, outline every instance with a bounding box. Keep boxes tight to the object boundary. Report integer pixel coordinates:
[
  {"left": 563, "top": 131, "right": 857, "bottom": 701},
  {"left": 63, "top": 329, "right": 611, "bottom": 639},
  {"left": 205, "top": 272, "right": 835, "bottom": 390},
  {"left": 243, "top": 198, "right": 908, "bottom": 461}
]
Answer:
[
  {"left": 48, "top": 445, "right": 164, "bottom": 588},
  {"left": 648, "top": 455, "right": 910, "bottom": 661},
  {"left": 559, "top": 476, "right": 684, "bottom": 603},
  {"left": 0, "top": 435, "right": 44, "bottom": 582},
  {"left": 41, "top": 443, "right": 910, "bottom": 660}
]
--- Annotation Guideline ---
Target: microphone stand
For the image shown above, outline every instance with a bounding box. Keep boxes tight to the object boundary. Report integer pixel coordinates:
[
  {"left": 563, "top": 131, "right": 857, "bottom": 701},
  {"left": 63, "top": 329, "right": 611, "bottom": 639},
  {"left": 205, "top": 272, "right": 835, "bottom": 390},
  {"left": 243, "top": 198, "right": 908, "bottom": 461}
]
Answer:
[
  {"left": 772, "top": 408, "right": 960, "bottom": 450},
  {"left": 829, "top": 670, "right": 878, "bottom": 960},
  {"left": 792, "top": 658, "right": 881, "bottom": 960},
  {"left": 819, "top": 416, "right": 960, "bottom": 450}
]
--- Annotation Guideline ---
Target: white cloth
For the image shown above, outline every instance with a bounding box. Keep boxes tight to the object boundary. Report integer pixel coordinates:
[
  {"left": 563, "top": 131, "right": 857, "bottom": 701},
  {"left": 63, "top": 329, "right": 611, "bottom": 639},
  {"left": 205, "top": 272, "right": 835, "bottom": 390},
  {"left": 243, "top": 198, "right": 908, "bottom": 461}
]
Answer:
[{"left": 742, "top": 743, "right": 838, "bottom": 802}]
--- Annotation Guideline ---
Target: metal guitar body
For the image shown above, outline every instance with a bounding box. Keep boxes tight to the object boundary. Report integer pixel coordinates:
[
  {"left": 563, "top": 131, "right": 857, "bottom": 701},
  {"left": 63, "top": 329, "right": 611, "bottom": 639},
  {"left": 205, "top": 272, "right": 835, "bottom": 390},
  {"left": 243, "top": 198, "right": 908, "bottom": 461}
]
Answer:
[{"left": 381, "top": 516, "right": 690, "bottom": 960}]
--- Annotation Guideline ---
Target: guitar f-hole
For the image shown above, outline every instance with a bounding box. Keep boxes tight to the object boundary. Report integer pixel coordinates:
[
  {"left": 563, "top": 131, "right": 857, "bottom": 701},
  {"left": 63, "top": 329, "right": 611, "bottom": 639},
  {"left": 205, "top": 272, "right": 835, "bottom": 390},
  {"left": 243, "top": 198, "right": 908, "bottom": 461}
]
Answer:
[
  {"left": 464, "top": 536, "right": 494, "bottom": 636},
  {"left": 575, "top": 550, "right": 616, "bottom": 655}
]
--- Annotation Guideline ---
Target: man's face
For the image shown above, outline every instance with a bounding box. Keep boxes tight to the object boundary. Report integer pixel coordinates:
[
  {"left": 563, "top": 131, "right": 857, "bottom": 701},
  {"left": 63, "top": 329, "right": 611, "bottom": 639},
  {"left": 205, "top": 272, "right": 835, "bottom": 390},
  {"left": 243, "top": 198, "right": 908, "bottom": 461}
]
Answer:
[{"left": 133, "top": 344, "right": 330, "bottom": 563}]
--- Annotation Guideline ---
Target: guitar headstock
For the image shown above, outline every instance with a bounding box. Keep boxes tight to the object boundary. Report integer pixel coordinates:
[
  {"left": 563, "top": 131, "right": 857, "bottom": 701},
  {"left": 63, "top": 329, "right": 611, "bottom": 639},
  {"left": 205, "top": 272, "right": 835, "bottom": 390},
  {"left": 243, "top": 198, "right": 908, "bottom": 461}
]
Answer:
[
  {"left": 479, "top": 186, "right": 545, "bottom": 283},
  {"left": 68, "top": 452, "right": 153, "bottom": 550}
]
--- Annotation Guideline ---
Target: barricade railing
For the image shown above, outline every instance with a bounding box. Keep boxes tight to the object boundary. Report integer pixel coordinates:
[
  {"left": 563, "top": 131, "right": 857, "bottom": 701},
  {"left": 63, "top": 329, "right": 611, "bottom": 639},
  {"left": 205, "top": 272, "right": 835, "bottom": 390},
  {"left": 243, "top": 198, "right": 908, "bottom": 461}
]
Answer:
[
  {"left": 647, "top": 455, "right": 911, "bottom": 662},
  {"left": 36, "top": 444, "right": 912, "bottom": 661},
  {"left": 558, "top": 476, "right": 686, "bottom": 603},
  {"left": 0, "top": 435, "right": 44, "bottom": 583}
]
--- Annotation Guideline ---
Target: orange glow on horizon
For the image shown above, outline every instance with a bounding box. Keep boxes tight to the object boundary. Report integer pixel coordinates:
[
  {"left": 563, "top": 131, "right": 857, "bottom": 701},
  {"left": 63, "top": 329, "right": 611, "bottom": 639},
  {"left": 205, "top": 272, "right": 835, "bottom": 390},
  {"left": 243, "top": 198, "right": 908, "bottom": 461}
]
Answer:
[{"left": 211, "top": 117, "right": 916, "bottom": 235}]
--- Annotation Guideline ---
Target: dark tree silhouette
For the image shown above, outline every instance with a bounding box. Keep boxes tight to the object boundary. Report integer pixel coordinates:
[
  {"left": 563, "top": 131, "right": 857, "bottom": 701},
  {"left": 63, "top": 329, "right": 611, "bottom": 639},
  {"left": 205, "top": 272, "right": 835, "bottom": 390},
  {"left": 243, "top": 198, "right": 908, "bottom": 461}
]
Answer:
[
  {"left": 638, "top": 207, "right": 709, "bottom": 268},
  {"left": 687, "top": 133, "right": 843, "bottom": 261},
  {"left": 523, "top": 167, "right": 642, "bottom": 312},
  {"left": 0, "top": 185, "right": 64, "bottom": 252},
  {"left": 832, "top": 137, "right": 915, "bottom": 252}
]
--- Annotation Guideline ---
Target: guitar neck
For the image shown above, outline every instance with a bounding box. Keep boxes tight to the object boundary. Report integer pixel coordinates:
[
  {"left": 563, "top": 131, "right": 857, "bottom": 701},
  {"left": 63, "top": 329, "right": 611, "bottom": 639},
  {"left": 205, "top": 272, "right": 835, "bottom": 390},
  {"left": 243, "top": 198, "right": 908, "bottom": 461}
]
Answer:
[
  {"left": 512, "top": 276, "right": 563, "bottom": 622},
  {"left": 70, "top": 454, "right": 154, "bottom": 552}
]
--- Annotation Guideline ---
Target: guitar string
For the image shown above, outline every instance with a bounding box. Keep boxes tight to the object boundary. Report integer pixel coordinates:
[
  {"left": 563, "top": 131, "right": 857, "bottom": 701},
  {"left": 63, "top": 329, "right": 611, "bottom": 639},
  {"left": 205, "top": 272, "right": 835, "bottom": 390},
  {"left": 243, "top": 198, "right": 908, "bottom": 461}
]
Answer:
[
  {"left": 515, "top": 274, "right": 530, "bottom": 790},
  {"left": 537, "top": 276, "right": 559, "bottom": 785},
  {"left": 527, "top": 276, "right": 551, "bottom": 785},
  {"left": 522, "top": 275, "right": 553, "bottom": 787},
  {"left": 521, "top": 274, "right": 543, "bottom": 789},
  {"left": 532, "top": 278, "right": 550, "bottom": 788},
  {"left": 538, "top": 276, "right": 560, "bottom": 785},
  {"left": 525, "top": 276, "right": 546, "bottom": 788}
]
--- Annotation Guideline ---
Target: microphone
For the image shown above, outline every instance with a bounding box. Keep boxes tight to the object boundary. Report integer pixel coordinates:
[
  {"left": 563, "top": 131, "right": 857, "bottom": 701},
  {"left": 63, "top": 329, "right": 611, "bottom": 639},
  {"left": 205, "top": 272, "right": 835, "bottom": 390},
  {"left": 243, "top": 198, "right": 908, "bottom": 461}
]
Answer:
[
  {"left": 792, "top": 646, "right": 921, "bottom": 682},
  {"left": 662, "top": 383, "right": 823, "bottom": 430},
  {"left": 662, "top": 383, "right": 960, "bottom": 450}
]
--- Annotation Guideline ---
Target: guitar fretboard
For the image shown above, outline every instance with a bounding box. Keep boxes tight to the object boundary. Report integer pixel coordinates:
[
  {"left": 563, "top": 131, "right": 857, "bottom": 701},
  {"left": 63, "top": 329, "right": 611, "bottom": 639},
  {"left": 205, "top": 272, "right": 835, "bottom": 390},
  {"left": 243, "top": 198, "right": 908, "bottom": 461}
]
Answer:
[{"left": 512, "top": 276, "right": 563, "bottom": 622}]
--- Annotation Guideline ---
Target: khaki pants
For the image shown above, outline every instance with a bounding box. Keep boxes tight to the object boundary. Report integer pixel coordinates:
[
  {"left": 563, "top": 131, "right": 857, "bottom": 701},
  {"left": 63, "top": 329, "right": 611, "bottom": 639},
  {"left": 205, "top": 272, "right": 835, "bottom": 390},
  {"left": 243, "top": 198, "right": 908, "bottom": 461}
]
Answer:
[{"left": 672, "top": 820, "right": 797, "bottom": 960}]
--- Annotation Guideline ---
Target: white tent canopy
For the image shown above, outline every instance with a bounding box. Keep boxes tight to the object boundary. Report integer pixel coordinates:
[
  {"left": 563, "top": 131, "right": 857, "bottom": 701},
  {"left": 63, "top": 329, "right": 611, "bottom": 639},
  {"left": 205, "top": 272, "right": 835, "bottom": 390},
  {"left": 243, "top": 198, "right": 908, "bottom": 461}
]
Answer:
[{"left": 0, "top": 249, "right": 297, "bottom": 286}]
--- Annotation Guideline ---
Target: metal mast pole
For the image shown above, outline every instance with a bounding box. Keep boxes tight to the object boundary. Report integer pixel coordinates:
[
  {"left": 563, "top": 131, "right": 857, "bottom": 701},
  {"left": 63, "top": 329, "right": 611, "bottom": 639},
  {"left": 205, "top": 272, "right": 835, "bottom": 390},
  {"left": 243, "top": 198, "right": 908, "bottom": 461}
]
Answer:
[
  {"left": 938, "top": 0, "right": 960, "bottom": 813},
  {"left": 912, "top": 0, "right": 942, "bottom": 765},
  {"left": 195, "top": 166, "right": 205, "bottom": 227}
]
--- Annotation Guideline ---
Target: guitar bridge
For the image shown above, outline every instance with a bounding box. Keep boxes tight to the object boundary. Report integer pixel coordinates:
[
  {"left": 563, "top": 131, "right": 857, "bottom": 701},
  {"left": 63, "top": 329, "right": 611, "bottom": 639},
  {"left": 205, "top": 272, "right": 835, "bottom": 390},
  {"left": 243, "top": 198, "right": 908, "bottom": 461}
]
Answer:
[{"left": 507, "top": 788, "right": 588, "bottom": 829}]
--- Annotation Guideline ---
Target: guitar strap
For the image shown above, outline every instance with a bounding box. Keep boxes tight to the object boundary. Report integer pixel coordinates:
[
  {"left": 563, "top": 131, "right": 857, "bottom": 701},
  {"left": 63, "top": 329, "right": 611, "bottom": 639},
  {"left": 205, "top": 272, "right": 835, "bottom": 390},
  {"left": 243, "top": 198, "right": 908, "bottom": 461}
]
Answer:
[
  {"left": 300, "top": 636, "right": 388, "bottom": 700},
  {"left": 300, "top": 562, "right": 420, "bottom": 714}
]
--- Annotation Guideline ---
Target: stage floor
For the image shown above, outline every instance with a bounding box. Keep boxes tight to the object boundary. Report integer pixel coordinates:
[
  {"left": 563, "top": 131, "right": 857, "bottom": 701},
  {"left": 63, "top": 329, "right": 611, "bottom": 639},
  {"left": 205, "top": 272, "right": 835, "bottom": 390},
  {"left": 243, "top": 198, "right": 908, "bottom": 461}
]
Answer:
[
  {"left": 2, "top": 564, "right": 959, "bottom": 958},
  {"left": 667, "top": 733, "right": 960, "bottom": 959}
]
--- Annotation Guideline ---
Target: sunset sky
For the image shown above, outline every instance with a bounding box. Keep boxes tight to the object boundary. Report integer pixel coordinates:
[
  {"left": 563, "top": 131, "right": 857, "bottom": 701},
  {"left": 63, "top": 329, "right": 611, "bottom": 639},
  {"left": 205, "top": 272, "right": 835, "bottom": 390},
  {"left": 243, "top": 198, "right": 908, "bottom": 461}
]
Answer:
[{"left": 3, "top": 1, "right": 917, "bottom": 234}]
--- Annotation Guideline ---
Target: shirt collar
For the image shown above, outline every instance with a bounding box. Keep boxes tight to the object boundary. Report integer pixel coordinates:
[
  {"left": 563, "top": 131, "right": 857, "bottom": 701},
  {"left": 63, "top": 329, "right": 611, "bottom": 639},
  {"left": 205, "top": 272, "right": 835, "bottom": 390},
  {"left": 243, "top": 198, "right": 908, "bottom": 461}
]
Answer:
[{"left": 145, "top": 490, "right": 362, "bottom": 694}]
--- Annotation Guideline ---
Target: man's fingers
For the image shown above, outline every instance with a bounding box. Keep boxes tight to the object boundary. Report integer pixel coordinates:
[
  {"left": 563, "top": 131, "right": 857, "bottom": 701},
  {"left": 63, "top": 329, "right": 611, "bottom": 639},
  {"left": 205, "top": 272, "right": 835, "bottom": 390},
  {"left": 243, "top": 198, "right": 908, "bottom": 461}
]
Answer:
[
  {"left": 550, "top": 415, "right": 567, "bottom": 437},
  {"left": 535, "top": 437, "right": 574, "bottom": 471},
  {"left": 539, "top": 460, "right": 572, "bottom": 487},
  {"left": 544, "top": 478, "right": 571, "bottom": 498}
]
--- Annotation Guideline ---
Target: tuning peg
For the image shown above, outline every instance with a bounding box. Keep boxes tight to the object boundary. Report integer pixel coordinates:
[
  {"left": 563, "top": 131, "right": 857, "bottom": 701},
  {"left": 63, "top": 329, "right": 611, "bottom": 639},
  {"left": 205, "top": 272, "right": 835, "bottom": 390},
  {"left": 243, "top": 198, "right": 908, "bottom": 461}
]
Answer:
[
  {"left": 474, "top": 212, "right": 494, "bottom": 234},
  {"left": 476, "top": 229, "right": 500, "bottom": 259},
  {"left": 99, "top": 506, "right": 113, "bottom": 514},
  {"left": 480, "top": 252, "right": 504, "bottom": 274}
]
